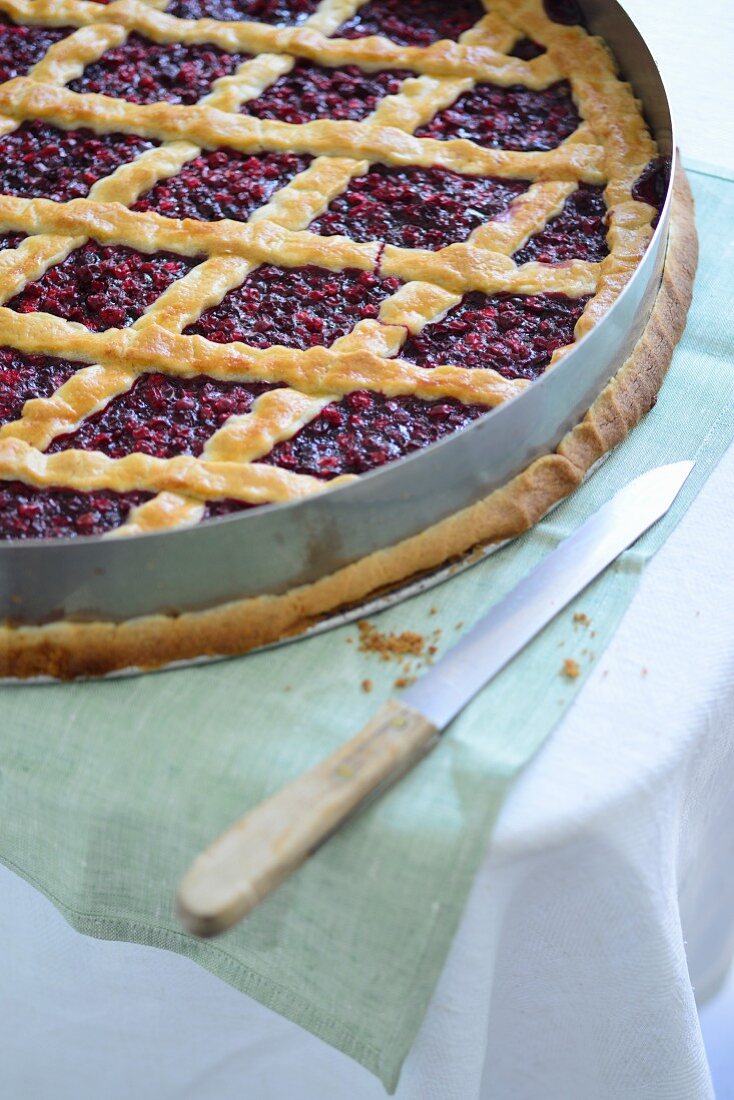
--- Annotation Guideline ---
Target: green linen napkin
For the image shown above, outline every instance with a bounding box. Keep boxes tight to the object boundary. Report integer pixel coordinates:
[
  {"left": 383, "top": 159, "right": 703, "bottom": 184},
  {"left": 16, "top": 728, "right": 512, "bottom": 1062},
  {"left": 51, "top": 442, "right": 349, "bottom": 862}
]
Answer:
[{"left": 1, "top": 167, "right": 732, "bottom": 1092}]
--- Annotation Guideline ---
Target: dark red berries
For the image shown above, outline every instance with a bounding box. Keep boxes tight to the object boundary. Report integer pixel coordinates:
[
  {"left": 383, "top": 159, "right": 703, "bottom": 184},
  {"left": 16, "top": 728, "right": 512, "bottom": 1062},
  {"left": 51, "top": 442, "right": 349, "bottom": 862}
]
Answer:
[
  {"left": 509, "top": 38, "right": 547, "bottom": 60},
  {"left": 514, "top": 184, "right": 608, "bottom": 263},
  {"left": 0, "top": 232, "right": 25, "bottom": 252},
  {"left": 241, "top": 61, "right": 411, "bottom": 124},
  {"left": 166, "top": 0, "right": 319, "bottom": 22},
  {"left": 310, "top": 166, "right": 528, "bottom": 250},
  {"left": 0, "top": 122, "right": 156, "bottom": 202},
  {"left": 401, "top": 292, "right": 589, "bottom": 379},
  {"left": 335, "top": 0, "right": 485, "bottom": 46},
  {"left": 263, "top": 389, "right": 488, "bottom": 477},
  {"left": 186, "top": 264, "right": 401, "bottom": 349},
  {"left": 632, "top": 157, "right": 671, "bottom": 227},
  {"left": 133, "top": 150, "right": 311, "bottom": 222},
  {"left": 68, "top": 33, "right": 249, "bottom": 105},
  {"left": 7, "top": 243, "right": 200, "bottom": 331},
  {"left": 0, "top": 482, "right": 151, "bottom": 540},
  {"left": 543, "top": 0, "right": 586, "bottom": 26},
  {"left": 0, "top": 349, "right": 80, "bottom": 427},
  {"left": 416, "top": 81, "right": 580, "bottom": 151},
  {"left": 48, "top": 373, "right": 274, "bottom": 459},
  {"left": 0, "top": 13, "right": 72, "bottom": 82}
]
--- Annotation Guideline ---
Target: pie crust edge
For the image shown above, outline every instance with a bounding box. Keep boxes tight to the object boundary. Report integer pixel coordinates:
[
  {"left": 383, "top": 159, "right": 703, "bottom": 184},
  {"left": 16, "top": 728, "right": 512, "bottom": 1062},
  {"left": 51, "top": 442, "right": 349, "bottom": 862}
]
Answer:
[{"left": 0, "top": 164, "right": 697, "bottom": 680}]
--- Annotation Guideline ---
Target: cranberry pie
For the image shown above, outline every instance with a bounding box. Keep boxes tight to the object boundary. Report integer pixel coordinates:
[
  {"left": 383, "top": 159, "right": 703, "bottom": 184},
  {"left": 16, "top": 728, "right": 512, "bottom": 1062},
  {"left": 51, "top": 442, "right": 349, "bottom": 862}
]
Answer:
[{"left": 0, "top": 0, "right": 695, "bottom": 675}]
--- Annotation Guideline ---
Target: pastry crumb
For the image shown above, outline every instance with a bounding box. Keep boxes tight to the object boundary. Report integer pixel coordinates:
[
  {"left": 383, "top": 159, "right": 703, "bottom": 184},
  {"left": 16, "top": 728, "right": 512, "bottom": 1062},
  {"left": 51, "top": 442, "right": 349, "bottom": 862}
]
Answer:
[
  {"left": 429, "top": 606, "right": 438, "bottom": 616},
  {"left": 573, "top": 612, "right": 591, "bottom": 627},
  {"left": 357, "top": 619, "right": 425, "bottom": 661},
  {"left": 361, "top": 678, "right": 373, "bottom": 693},
  {"left": 394, "top": 675, "right": 416, "bottom": 690},
  {"left": 455, "top": 621, "right": 464, "bottom": 631},
  {"left": 562, "top": 657, "right": 581, "bottom": 679}
]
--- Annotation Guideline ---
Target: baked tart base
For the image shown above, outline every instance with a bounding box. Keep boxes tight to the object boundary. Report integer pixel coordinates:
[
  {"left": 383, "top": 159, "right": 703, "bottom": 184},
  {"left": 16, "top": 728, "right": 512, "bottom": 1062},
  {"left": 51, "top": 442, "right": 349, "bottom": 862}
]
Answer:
[{"left": 1, "top": 166, "right": 697, "bottom": 679}]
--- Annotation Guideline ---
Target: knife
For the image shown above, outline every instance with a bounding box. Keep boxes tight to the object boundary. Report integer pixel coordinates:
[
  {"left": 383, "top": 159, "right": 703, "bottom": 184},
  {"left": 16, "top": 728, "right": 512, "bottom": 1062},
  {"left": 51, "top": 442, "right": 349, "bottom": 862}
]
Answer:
[{"left": 176, "top": 460, "right": 694, "bottom": 937}]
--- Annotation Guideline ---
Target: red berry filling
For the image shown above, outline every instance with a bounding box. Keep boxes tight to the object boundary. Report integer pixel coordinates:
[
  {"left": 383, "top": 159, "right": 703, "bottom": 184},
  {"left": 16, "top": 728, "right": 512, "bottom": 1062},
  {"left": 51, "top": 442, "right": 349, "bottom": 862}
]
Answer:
[
  {"left": 513, "top": 183, "right": 607, "bottom": 263},
  {"left": 0, "top": 482, "right": 151, "bottom": 540},
  {"left": 202, "top": 498, "right": 253, "bottom": 518},
  {"left": 186, "top": 264, "right": 401, "bottom": 349},
  {"left": 263, "top": 389, "right": 488, "bottom": 478},
  {"left": 416, "top": 81, "right": 580, "bottom": 151},
  {"left": 0, "top": 348, "right": 80, "bottom": 426},
  {"left": 0, "top": 13, "right": 73, "bottom": 82},
  {"left": 543, "top": 0, "right": 586, "bottom": 26},
  {"left": 400, "top": 292, "right": 588, "bottom": 380},
  {"left": 632, "top": 157, "right": 671, "bottom": 227},
  {"left": 0, "top": 121, "right": 156, "bottom": 202},
  {"left": 48, "top": 372, "right": 275, "bottom": 459},
  {"left": 7, "top": 242, "right": 200, "bottom": 332},
  {"left": 165, "top": 0, "right": 319, "bottom": 23},
  {"left": 509, "top": 38, "right": 546, "bottom": 60},
  {"left": 241, "top": 61, "right": 411, "bottom": 124},
  {"left": 309, "top": 165, "right": 528, "bottom": 250},
  {"left": 68, "top": 33, "right": 249, "bottom": 106},
  {"left": 132, "top": 149, "right": 311, "bottom": 222},
  {"left": 0, "top": 232, "right": 26, "bottom": 251},
  {"left": 335, "top": 0, "right": 485, "bottom": 46}
]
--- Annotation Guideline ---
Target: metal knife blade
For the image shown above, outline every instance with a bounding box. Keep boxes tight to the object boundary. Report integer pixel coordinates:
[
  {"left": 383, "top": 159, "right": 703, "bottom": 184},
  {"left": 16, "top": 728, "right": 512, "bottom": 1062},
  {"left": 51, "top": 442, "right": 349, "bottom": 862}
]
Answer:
[
  {"left": 177, "top": 461, "right": 695, "bottom": 935},
  {"left": 402, "top": 460, "right": 694, "bottom": 729}
]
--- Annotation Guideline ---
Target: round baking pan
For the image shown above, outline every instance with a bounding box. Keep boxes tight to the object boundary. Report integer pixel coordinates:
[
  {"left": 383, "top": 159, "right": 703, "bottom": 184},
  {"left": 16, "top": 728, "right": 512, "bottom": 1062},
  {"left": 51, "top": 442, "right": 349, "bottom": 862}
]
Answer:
[{"left": 0, "top": 0, "right": 675, "bottom": 628}]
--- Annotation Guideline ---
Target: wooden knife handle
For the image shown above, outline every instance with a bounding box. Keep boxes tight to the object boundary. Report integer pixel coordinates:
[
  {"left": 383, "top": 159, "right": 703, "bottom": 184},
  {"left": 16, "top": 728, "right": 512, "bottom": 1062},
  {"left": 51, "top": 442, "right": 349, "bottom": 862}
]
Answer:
[{"left": 176, "top": 699, "right": 439, "bottom": 937}]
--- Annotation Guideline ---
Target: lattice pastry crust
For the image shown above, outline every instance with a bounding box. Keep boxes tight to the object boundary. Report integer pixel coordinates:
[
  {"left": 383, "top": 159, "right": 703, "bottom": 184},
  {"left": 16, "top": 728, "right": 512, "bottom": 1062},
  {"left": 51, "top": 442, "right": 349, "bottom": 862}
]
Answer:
[
  {"left": 0, "top": 0, "right": 696, "bottom": 675},
  {"left": 0, "top": 166, "right": 698, "bottom": 678}
]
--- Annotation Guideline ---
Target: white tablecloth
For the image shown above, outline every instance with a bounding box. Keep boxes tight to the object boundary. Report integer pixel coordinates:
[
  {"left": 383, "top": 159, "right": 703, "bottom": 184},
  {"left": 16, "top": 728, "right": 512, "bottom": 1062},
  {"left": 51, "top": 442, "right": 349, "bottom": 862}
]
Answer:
[{"left": 3, "top": 3, "right": 734, "bottom": 1098}]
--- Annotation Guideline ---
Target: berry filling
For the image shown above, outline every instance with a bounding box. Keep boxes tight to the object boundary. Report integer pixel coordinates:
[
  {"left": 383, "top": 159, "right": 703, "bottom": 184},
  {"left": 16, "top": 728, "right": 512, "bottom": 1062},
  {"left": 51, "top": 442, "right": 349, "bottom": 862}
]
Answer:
[
  {"left": 0, "top": 13, "right": 73, "bottom": 82},
  {"left": 68, "top": 33, "right": 249, "bottom": 105},
  {"left": 0, "top": 121, "right": 156, "bottom": 202},
  {"left": 416, "top": 80, "right": 580, "bottom": 151},
  {"left": 509, "top": 37, "right": 547, "bottom": 60},
  {"left": 543, "top": 0, "right": 587, "bottom": 26},
  {"left": 632, "top": 157, "right": 671, "bottom": 227},
  {"left": 309, "top": 165, "right": 528, "bottom": 250},
  {"left": 48, "top": 372, "right": 274, "bottom": 459},
  {"left": 202, "top": 498, "right": 253, "bottom": 518},
  {"left": 400, "top": 291, "right": 588, "bottom": 380},
  {"left": 0, "top": 482, "right": 151, "bottom": 540},
  {"left": 0, "top": 348, "right": 80, "bottom": 427},
  {"left": 335, "top": 0, "right": 485, "bottom": 47},
  {"left": 241, "top": 61, "right": 411, "bottom": 124},
  {"left": 513, "top": 183, "right": 607, "bottom": 263},
  {"left": 263, "top": 389, "right": 488, "bottom": 478},
  {"left": 186, "top": 264, "right": 401, "bottom": 349},
  {"left": 7, "top": 242, "right": 199, "bottom": 332},
  {"left": 0, "top": 232, "right": 26, "bottom": 251},
  {"left": 165, "top": 0, "right": 319, "bottom": 23},
  {"left": 132, "top": 149, "right": 311, "bottom": 222}
]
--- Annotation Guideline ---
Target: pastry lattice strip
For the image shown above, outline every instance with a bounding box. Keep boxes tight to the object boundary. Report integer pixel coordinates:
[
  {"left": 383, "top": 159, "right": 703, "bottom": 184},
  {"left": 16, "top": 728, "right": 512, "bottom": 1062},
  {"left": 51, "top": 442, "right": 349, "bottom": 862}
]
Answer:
[{"left": 0, "top": 0, "right": 659, "bottom": 536}]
